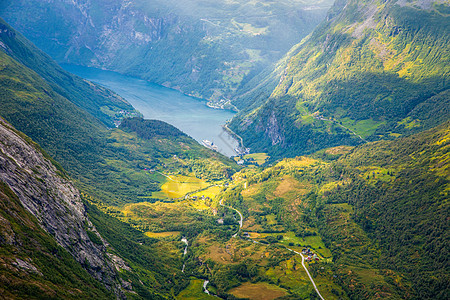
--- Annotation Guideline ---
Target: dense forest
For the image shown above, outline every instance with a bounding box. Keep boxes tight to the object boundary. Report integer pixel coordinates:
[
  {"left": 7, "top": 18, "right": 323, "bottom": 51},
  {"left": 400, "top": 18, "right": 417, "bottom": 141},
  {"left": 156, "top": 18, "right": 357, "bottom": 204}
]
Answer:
[
  {"left": 230, "top": 0, "right": 450, "bottom": 159},
  {"left": 0, "top": 1, "right": 449, "bottom": 299}
]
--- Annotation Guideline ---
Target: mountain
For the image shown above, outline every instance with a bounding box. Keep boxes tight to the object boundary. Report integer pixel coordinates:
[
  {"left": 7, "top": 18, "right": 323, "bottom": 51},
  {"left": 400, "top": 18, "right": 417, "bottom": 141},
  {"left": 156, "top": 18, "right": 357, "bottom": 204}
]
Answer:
[
  {"left": 230, "top": 0, "right": 449, "bottom": 158},
  {"left": 1, "top": 2, "right": 449, "bottom": 299},
  {"left": 0, "top": 18, "right": 238, "bottom": 298},
  {"left": 215, "top": 121, "right": 449, "bottom": 299},
  {"left": 0, "top": 18, "right": 237, "bottom": 206},
  {"left": 0, "top": 0, "right": 333, "bottom": 107},
  {"left": 0, "top": 117, "right": 119, "bottom": 298}
]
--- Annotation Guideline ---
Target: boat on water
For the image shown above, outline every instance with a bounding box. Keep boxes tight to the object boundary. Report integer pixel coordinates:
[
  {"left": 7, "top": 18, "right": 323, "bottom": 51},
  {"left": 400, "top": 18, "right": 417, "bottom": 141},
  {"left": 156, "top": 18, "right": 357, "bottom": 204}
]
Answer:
[{"left": 202, "top": 139, "right": 219, "bottom": 151}]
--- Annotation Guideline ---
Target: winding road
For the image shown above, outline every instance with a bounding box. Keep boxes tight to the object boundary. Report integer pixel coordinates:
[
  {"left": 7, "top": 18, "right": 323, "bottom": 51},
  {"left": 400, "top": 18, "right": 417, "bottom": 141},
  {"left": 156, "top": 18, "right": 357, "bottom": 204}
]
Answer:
[
  {"left": 219, "top": 199, "right": 243, "bottom": 237},
  {"left": 220, "top": 200, "right": 325, "bottom": 299},
  {"left": 286, "top": 248, "right": 325, "bottom": 300}
]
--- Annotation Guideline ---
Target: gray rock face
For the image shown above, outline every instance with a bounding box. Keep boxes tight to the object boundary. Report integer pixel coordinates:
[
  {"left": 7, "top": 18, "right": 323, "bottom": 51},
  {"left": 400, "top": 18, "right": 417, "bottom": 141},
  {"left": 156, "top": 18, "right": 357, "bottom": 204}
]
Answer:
[
  {"left": 0, "top": 118, "right": 121, "bottom": 294},
  {"left": 0, "top": 0, "right": 333, "bottom": 102}
]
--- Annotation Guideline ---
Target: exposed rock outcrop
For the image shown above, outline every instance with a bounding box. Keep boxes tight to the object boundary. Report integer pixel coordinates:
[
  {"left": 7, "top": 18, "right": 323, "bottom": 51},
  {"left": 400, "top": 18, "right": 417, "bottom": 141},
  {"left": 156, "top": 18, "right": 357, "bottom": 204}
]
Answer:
[
  {"left": 1, "top": 0, "right": 332, "bottom": 103},
  {"left": 0, "top": 118, "right": 122, "bottom": 295}
]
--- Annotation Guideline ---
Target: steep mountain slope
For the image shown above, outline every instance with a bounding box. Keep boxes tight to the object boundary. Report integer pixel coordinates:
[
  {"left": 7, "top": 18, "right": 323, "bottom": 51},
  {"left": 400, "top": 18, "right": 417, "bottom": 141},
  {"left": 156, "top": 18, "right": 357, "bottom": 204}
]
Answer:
[
  {"left": 0, "top": 117, "right": 192, "bottom": 299},
  {"left": 0, "top": 18, "right": 238, "bottom": 206},
  {"left": 0, "top": 19, "right": 136, "bottom": 127},
  {"left": 0, "top": 117, "right": 118, "bottom": 298},
  {"left": 215, "top": 121, "right": 449, "bottom": 299},
  {"left": 230, "top": 0, "right": 449, "bottom": 158},
  {"left": 0, "top": 185, "right": 113, "bottom": 299},
  {"left": 0, "top": 0, "right": 333, "bottom": 106}
]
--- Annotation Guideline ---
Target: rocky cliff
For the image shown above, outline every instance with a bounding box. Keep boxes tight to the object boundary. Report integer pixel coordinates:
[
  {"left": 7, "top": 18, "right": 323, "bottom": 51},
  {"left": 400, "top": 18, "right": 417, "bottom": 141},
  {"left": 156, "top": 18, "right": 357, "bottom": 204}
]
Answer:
[
  {"left": 0, "top": 0, "right": 333, "bottom": 104},
  {"left": 0, "top": 117, "right": 123, "bottom": 295},
  {"left": 230, "top": 0, "right": 449, "bottom": 158}
]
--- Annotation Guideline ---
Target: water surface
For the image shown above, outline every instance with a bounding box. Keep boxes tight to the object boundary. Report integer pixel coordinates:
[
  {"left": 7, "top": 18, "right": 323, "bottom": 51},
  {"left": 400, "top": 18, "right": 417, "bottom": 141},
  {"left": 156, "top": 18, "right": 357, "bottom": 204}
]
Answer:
[{"left": 63, "top": 64, "right": 239, "bottom": 157}]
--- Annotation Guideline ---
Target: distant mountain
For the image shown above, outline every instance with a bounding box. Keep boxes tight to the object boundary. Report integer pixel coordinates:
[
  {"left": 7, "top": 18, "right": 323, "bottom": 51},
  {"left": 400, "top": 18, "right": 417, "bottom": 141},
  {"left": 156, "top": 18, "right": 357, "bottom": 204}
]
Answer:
[
  {"left": 230, "top": 0, "right": 449, "bottom": 158},
  {"left": 0, "top": 18, "right": 237, "bottom": 206},
  {"left": 0, "top": 19, "right": 237, "bottom": 298},
  {"left": 0, "top": 0, "right": 333, "bottom": 107}
]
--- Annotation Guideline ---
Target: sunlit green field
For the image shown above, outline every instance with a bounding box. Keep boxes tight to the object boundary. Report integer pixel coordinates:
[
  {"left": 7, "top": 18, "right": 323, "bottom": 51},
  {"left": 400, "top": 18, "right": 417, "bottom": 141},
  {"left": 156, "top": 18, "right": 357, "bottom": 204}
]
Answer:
[{"left": 176, "top": 278, "right": 216, "bottom": 300}]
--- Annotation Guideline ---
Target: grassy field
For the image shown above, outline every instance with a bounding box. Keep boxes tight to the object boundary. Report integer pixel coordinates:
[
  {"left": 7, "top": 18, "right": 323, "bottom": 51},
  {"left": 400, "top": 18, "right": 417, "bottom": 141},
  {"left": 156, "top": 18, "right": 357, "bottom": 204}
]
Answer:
[
  {"left": 340, "top": 117, "right": 386, "bottom": 138},
  {"left": 247, "top": 231, "right": 332, "bottom": 259},
  {"left": 145, "top": 231, "right": 181, "bottom": 238},
  {"left": 118, "top": 200, "right": 212, "bottom": 233},
  {"left": 160, "top": 174, "right": 210, "bottom": 198},
  {"left": 229, "top": 282, "right": 288, "bottom": 300},
  {"left": 245, "top": 153, "right": 270, "bottom": 165},
  {"left": 190, "top": 185, "right": 223, "bottom": 199},
  {"left": 176, "top": 278, "right": 216, "bottom": 300}
]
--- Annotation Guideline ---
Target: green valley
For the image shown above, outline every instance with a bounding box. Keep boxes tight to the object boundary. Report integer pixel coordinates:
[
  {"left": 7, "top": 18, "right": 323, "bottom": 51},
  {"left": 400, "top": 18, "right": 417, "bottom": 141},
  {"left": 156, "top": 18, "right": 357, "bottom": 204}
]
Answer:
[
  {"left": 0, "top": 0, "right": 334, "bottom": 107},
  {"left": 0, "top": 1, "right": 449, "bottom": 299}
]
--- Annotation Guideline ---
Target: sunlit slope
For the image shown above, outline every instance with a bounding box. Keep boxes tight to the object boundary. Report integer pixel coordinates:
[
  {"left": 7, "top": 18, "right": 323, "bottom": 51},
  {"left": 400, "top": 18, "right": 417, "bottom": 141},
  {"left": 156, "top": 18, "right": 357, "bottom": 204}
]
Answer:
[
  {"left": 319, "top": 121, "right": 449, "bottom": 299},
  {"left": 224, "top": 121, "right": 449, "bottom": 298},
  {"left": 0, "top": 0, "right": 334, "bottom": 105},
  {"left": 231, "top": 0, "right": 449, "bottom": 158},
  {"left": 0, "top": 18, "right": 135, "bottom": 127},
  {"left": 111, "top": 121, "right": 448, "bottom": 299}
]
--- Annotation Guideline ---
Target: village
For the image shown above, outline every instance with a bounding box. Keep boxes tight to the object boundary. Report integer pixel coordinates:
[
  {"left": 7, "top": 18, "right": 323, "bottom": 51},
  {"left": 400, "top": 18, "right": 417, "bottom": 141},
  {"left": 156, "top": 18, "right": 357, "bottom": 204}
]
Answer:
[{"left": 302, "top": 248, "right": 321, "bottom": 263}]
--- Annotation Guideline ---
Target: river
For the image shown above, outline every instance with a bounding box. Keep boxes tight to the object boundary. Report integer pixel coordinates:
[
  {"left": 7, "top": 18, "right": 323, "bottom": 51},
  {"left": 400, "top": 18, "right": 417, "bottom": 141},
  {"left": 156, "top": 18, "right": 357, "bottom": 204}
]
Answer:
[{"left": 62, "top": 64, "right": 239, "bottom": 157}]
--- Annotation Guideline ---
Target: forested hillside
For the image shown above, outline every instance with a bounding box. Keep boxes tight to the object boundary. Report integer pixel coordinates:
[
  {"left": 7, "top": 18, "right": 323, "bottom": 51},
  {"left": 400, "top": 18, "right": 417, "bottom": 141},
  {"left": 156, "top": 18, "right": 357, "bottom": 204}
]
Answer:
[
  {"left": 230, "top": 0, "right": 449, "bottom": 158},
  {"left": 321, "top": 121, "right": 449, "bottom": 299},
  {"left": 0, "top": 19, "right": 135, "bottom": 127},
  {"left": 212, "top": 121, "right": 449, "bottom": 299},
  {"left": 0, "top": 19, "right": 240, "bottom": 298},
  {"left": 0, "top": 0, "right": 333, "bottom": 107}
]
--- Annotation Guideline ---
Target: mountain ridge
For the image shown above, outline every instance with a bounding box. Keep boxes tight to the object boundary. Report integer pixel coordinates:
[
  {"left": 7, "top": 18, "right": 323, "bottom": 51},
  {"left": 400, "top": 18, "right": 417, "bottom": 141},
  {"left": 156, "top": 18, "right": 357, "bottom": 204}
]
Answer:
[
  {"left": 0, "top": 117, "right": 122, "bottom": 297},
  {"left": 230, "top": 0, "right": 449, "bottom": 158},
  {"left": 0, "top": 0, "right": 334, "bottom": 106}
]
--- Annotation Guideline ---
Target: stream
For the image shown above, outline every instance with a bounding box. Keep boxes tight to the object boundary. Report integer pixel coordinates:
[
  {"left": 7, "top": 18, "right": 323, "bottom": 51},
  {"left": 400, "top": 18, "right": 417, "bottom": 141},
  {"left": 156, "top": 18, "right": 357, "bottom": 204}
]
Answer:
[
  {"left": 181, "top": 237, "right": 188, "bottom": 273},
  {"left": 203, "top": 280, "right": 211, "bottom": 295}
]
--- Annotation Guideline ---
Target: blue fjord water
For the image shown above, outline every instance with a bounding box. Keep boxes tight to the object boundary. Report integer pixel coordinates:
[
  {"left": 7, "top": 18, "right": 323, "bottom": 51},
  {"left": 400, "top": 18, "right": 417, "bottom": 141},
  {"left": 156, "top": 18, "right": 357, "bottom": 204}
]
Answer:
[{"left": 63, "top": 64, "right": 239, "bottom": 157}]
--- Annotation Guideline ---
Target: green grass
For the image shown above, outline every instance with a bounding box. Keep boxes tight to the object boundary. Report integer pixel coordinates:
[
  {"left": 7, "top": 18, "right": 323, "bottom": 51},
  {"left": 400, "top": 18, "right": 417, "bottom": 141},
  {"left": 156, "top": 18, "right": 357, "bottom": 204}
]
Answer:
[
  {"left": 228, "top": 282, "right": 287, "bottom": 300},
  {"left": 160, "top": 174, "right": 210, "bottom": 199},
  {"left": 176, "top": 278, "right": 216, "bottom": 300},
  {"left": 244, "top": 153, "right": 269, "bottom": 165},
  {"left": 340, "top": 118, "right": 386, "bottom": 138},
  {"left": 397, "top": 117, "right": 421, "bottom": 129}
]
